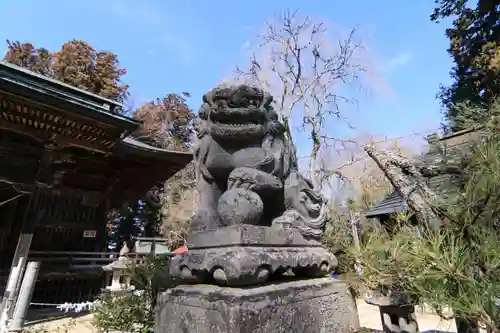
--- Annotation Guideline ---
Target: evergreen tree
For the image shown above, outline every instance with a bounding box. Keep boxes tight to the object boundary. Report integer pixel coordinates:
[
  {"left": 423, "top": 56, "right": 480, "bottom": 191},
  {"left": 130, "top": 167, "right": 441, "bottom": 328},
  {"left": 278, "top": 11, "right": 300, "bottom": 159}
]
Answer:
[
  {"left": 356, "top": 100, "right": 500, "bottom": 331},
  {"left": 431, "top": 0, "right": 500, "bottom": 132}
]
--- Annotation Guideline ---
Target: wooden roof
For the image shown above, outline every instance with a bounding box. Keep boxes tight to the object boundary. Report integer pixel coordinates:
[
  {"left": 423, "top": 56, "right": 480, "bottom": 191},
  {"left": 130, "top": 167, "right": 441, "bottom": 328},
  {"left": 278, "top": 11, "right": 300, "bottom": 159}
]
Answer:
[
  {"left": 0, "top": 61, "right": 140, "bottom": 151},
  {"left": 0, "top": 61, "right": 192, "bottom": 201}
]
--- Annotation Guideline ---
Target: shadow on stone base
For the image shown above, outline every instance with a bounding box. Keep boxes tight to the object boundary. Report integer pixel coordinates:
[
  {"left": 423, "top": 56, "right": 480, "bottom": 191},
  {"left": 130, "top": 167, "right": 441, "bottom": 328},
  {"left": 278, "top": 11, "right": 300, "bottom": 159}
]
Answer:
[
  {"left": 172, "top": 225, "right": 337, "bottom": 286},
  {"left": 155, "top": 277, "right": 359, "bottom": 333}
]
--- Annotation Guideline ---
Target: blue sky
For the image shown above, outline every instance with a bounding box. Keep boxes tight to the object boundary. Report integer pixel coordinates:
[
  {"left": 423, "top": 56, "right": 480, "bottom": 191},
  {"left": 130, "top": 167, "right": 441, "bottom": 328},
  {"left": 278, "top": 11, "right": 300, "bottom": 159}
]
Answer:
[{"left": 0, "top": 0, "right": 453, "bottom": 156}]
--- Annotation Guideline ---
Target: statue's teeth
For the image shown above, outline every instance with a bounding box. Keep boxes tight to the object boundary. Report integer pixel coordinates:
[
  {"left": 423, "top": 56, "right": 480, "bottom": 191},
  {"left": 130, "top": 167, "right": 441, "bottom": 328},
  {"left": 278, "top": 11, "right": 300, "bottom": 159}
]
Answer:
[{"left": 215, "top": 122, "right": 260, "bottom": 128}]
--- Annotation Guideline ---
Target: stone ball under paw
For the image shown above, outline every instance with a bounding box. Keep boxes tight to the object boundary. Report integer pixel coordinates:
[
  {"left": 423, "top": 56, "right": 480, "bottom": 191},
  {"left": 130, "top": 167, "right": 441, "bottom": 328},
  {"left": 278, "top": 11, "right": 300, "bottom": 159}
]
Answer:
[
  {"left": 231, "top": 147, "right": 275, "bottom": 173},
  {"left": 218, "top": 188, "right": 264, "bottom": 226}
]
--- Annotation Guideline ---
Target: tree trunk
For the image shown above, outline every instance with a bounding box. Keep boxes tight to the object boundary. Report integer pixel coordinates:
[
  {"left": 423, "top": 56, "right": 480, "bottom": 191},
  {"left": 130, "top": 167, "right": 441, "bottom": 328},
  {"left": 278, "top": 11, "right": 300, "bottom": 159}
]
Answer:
[
  {"left": 364, "top": 145, "right": 441, "bottom": 229},
  {"left": 309, "top": 131, "right": 321, "bottom": 189}
]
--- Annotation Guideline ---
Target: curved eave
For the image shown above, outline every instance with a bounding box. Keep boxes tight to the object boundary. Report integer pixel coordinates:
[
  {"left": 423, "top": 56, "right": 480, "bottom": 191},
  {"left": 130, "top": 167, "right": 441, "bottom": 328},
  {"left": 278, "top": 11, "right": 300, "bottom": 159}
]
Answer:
[
  {"left": 0, "top": 61, "right": 140, "bottom": 134},
  {"left": 363, "top": 191, "right": 408, "bottom": 218},
  {"left": 117, "top": 136, "right": 193, "bottom": 166}
]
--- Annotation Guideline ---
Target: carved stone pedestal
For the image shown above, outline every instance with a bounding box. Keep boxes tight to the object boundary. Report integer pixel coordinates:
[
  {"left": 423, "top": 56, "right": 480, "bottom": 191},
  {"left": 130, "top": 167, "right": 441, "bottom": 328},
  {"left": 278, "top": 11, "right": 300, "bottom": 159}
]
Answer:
[
  {"left": 170, "top": 225, "right": 337, "bottom": 286},
  {"left": 155, "top": 277, "right": 359, "bottom": 333}
]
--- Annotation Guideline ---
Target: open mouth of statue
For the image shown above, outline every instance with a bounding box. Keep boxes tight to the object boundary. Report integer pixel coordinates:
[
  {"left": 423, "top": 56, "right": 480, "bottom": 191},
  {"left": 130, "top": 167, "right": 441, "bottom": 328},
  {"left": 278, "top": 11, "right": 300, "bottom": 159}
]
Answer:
[
  {"left": 210, "top": 114, "right": 264, "bottom": 126},
  {"left": 209, "top": 106, "right": 266, "bottom": 125},
  {"left": 213, "top": 122, "right": 260, "bottom": 128},
  {"left": 208, "top": 107, "right": 268, "bottom": 138},
  {"left": 210, "top": 121, "right": 265, "bottom": 138}
]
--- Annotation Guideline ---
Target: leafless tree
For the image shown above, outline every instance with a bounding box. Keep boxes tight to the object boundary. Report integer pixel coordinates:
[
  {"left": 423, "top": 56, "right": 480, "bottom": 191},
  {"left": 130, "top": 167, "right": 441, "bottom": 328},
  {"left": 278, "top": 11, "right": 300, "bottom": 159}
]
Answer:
[
  {"left": 226, "top": 10, "right": 372, "bottom": 188},
  {"left": 321, "top": 135, "right": 419, "bottom": 267},
  {"left": 160, "top": 161, "right": 197, "bottom": 249},
  {"left": 320, "top": 134, "right": 417, "bottom": 207}
]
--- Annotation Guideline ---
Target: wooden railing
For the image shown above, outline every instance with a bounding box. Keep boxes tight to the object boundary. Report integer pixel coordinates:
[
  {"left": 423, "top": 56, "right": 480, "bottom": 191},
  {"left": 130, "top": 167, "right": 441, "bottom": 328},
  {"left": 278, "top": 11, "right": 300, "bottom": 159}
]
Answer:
[
  {"left": 22, "top": 251, "right": 114, "bottom": 305},
  {"left": 28, "top": 250, "right": 174, "bottom": 269},
  {"left": 24, "top": 250, "right": 172, "bottom": 305},
  {"left": 28, "top": 251, "right": 119, "bottom": 271},
  {"left": 0, "top": 250, "right": 176, "bottom": 306}
]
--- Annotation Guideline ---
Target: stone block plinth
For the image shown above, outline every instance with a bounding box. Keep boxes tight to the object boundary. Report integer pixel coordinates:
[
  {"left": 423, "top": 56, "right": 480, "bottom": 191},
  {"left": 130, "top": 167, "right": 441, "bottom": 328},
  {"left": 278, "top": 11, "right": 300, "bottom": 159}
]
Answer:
[{"left": 155, "top": 277, "right": 359, "bottom": 333}]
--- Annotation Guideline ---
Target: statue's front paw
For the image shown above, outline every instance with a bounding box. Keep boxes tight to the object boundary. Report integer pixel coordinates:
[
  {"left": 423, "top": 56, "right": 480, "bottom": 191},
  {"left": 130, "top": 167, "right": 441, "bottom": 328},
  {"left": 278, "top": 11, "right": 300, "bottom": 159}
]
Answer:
[
  {"left": 272, "top": 210, "right": 299, "bottom": 229},
  {"left": 217, "top": 188, "right": 264, "bottom": 226},
  {"left": 228, "top": 167, "right": 282, "bottom": 193},
  {"left": 189, "top": 208, "right": 222, "bottom": 232},
  {"left": 231, "top": 147, "right": 275, "bottom": 173}
]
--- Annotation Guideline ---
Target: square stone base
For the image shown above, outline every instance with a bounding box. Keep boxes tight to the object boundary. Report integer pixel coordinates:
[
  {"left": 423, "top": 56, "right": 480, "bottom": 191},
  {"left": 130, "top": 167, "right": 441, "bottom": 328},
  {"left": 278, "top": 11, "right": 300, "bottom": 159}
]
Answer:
[{"left": 155, "top": 278, "right": 359, "bottom": 333}]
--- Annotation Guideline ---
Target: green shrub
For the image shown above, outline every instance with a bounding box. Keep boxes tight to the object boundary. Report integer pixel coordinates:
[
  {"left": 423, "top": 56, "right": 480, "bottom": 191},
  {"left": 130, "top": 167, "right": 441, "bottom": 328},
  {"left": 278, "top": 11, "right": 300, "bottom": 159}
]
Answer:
[{"left": 92, "top": 255, "right": 174, "bottom": 333}]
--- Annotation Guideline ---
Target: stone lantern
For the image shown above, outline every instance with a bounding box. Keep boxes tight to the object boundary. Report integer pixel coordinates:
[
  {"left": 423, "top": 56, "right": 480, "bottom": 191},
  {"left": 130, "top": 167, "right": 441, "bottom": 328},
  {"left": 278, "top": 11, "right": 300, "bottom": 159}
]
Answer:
[
  {"left": 364, "top": 289, "right": 419, "bottom": 333},
  {"left": 102, "top": 242, "right": 132, "bottom": 293}
]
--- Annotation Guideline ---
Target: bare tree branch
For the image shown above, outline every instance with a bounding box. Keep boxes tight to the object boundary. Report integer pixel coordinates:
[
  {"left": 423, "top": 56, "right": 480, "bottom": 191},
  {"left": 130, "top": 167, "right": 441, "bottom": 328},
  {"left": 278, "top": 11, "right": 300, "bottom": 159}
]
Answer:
[
  {"left": 318, "top": 134, "right": 417, "bottom": 209},
  {"left": 227, "top": 10, "right": 371, "bottom": 188}
]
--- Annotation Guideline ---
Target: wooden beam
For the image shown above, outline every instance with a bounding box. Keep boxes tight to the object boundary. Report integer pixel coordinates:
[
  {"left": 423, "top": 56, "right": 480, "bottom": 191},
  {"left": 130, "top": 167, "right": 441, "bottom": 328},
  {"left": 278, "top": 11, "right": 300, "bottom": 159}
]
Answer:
[
  {"left": 0, "top": 173, "right": 108, "bottom": 202},
  {"left": 0, "top": 89, "right": 125, "bottom": 135},
  {"left": 0, "top": 178, "right": 31, "bottom": 194},
  {"left": 0, "top": 115, "right": 114, "bottom": 154},
  {"left": 0, "top": 138, "right": 42, "bottom": 155}
]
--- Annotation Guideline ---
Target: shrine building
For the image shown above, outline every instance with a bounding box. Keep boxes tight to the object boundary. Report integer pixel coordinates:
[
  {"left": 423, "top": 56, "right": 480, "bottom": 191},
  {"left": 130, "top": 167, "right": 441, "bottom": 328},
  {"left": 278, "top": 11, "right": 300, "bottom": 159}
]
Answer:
[{"left": 0, "top": 61, "right": 192, "bottom": 305}]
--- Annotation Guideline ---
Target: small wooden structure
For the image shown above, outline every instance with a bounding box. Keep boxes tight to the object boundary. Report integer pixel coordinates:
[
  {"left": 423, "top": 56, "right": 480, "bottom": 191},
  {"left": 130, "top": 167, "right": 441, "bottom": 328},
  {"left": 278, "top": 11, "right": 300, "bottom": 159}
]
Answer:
[
  {"left": 363, "top": 128, "right": 479, "bottom": 220},
  {"left": 0, "top": 60, "right": 192, "bottom": 306}
]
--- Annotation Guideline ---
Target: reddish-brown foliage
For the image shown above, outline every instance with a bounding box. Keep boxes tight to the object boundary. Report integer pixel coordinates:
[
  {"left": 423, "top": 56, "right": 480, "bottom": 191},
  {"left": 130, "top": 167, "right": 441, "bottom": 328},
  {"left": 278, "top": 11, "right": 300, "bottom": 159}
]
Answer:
[
  {"left": 132, "top": 92, "right": 195, "bottom": 151},
  {"left": 4, "top": 39, "right": 129, "bottom": 106}
]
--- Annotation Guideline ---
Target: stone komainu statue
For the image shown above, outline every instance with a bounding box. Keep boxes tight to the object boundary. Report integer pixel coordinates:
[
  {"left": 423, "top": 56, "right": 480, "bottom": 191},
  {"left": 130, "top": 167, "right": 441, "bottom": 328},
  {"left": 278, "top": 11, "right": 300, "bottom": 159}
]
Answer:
[
  {"left": 191, "top": 84, "right": 327, "bottom": 237},
  {"left": 171, "top": 85, "right": 336, "bottom": 286}
]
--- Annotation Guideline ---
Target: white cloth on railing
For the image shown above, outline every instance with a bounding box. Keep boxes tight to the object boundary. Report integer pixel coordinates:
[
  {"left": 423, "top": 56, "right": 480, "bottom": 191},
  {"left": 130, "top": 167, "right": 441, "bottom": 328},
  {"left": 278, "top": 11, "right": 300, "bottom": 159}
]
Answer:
[
  {"left": 30, "top": 301, "right": 96, "bottom": 313},
  {"left": 29, "top": 288, "right": 146, "bottom": 313},
  {"left": 57, "top": 302, "right": 95, "bottom": 313}
]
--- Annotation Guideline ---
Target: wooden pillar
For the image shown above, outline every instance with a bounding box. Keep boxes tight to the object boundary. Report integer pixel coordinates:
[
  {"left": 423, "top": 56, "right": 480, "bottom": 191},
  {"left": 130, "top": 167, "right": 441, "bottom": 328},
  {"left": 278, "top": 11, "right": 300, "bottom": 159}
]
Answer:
[
  {"left": 0, "top": 141, "right": 56, "bottom": 333},
  {"left": 0, "top": 187, "right": 43, "bottom": 333},
  {"left": 96, "top": 183, "right": 116, "bottom": 252},
  {"left": 95, "top": 204, "right": 108, "bottom": 253},
  {"left": 8, "top": 261, "right": 41, "bottom": 332},
  {"left": 0, "top": 197, "right": 21, "bottom": 269}
]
